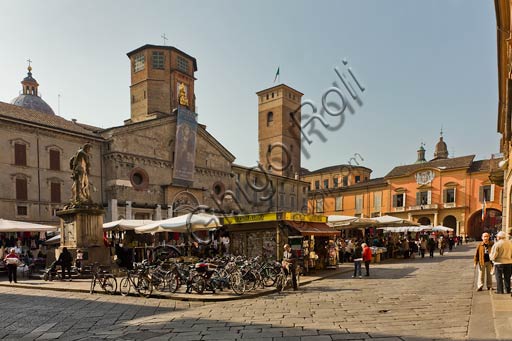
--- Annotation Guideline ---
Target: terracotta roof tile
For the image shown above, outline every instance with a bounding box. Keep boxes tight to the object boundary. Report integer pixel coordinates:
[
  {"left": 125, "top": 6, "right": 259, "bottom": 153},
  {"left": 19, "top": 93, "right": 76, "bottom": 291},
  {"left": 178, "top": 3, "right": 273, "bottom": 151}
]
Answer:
[
  {"left": 385, "top": 155, "right": 475, "bottom": 178},
  {"left": 0, "top": 101, "right": 100, "bottom": 138}
]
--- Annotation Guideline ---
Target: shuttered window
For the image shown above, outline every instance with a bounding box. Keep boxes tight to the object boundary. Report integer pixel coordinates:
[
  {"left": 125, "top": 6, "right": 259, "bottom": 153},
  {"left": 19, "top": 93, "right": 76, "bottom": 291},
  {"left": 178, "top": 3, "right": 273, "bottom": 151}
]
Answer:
[
  {"left": 14, "top": 143, "right": 27, "bottom": 166},
  {"left": 16, "top": 178, "right": 28, "bottom": 201},
  {"left": 49, "top": 150, "right": 60, "bottom": 170},
  {"left": 50, "top": 183, "right": 61, "bottom": 203}
]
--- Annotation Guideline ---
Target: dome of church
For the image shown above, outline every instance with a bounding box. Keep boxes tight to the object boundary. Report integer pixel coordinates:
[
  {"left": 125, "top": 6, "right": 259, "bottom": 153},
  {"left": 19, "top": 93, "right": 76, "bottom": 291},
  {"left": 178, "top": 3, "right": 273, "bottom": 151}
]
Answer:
[
  {"left": 433, "top": 135, "right": 448, "bottom": 160},
  {"left": 11, "top": 94, "right": 55, "bottom": 115},
  {"left": 10, "top": 65, "right": 55, "bottom": 115}
]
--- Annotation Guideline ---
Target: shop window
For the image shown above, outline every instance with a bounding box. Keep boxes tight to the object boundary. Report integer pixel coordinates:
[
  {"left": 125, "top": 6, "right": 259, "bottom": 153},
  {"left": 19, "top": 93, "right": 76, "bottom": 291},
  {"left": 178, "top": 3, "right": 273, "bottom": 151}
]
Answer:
[
  {"left": 16, "top": 178, "right": 28, "bottom": 201},
  {"left": 49, "top": 149, "right": 60, "bottom": 170},
  {"left": 14, "top": 143, "right": 27, "bottom": 166},
  {"left": 51, "top": 182, "right": 61, "bottom": 203}
]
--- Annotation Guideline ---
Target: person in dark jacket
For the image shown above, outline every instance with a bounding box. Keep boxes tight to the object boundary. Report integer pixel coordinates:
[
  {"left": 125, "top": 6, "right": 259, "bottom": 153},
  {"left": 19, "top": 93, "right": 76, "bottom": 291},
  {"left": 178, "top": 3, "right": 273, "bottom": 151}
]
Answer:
[
  {"left": 352, "top": 243, "right": 363, "bottom": 278},
  {"left": 58, "top": 247, "right": 73, "bottom": 281}
]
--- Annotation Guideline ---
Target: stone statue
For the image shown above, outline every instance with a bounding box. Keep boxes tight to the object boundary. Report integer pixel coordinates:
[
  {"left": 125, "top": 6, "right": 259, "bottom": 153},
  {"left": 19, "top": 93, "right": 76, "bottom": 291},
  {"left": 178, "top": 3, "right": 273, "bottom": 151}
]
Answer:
[
  {"left": 69, "top": 143, "right": 92, "bottom": 204},
  {"left": 178, "top": 82, "right": 189, "bottom": 107}
]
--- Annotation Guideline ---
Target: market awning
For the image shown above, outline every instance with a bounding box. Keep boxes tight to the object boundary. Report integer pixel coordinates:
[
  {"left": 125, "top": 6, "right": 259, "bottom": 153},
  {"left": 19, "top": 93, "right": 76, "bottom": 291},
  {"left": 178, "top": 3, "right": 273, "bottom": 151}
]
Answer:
[
  {"left": 0, "top": 219, "right": 58, "bottom": 232},
  {"left": 103, "top": 219, "right": 154, "bottom": 231},
  {"left": 285, "top": 220, "right": 339, "bottom": 237}
]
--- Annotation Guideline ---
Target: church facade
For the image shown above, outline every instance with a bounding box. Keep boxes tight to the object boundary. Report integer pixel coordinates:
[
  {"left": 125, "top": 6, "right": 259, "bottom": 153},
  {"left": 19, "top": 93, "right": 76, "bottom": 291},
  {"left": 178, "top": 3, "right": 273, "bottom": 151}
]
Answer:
[{"left": 0, "top": 44, "right": 309, "bottom": 226}]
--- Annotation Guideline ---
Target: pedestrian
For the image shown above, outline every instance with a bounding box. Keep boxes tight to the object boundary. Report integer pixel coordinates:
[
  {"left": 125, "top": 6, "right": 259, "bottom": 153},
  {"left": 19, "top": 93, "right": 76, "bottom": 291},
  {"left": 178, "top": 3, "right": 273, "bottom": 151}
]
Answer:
[
  {"left": 362, "top": 243, "right": 372, "bottom": 277},
  {"left": 402, "top": 239, "right": 410, "bottom": 258},
  {"left": 474, "top": 232, "right": 494, "bottom": 291},
  {"left": 438, "top": 237, "right": 445, "bottom": 256},
  {"left": 3, "top": 248, "right": 20, "bottom": 283},
  {"left": 427, "top": 237, "right": 436, "bottom": 258},
  {"left": 282, "top": 244, "right": 298, "bottom": 291},
  {"left": 489, "top": 231, "right": 512, "bottom": 294},
  {"left": 420, "top": 238, "right": 427, "bottom": 258},
  {"left": 352, "top": 242, "right": 363, "bottom": 278},
  {"left": 58, "top": 247, "right": 73, "bottom": 281}
]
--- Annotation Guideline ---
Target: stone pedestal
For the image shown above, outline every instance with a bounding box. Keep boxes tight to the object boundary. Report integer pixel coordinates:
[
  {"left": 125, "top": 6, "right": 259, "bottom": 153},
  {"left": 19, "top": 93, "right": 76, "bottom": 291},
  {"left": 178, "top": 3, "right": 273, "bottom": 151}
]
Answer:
[{"left": 56, "top": 206, "right": 111, "bottom": 266}]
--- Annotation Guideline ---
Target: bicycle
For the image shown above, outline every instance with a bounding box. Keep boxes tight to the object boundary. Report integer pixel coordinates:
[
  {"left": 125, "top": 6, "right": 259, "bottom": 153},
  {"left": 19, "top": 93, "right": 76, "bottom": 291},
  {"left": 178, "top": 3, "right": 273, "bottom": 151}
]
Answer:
[
  {"left": 89, "top": 263, "right": 117, "bottom": 295},
  {"left": 119, "top": 264, "right": 152, "bottom": 298},
  {"left": 275, "top": 262, "right": 300, "bottom": 292}
]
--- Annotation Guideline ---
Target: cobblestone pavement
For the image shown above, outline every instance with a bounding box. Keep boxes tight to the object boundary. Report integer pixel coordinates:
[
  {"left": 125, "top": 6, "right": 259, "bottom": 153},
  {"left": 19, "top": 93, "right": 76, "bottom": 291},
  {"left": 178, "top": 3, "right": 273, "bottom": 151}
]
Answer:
[{"left": 0, "top": 244, "right": 504, "bottom": 340}]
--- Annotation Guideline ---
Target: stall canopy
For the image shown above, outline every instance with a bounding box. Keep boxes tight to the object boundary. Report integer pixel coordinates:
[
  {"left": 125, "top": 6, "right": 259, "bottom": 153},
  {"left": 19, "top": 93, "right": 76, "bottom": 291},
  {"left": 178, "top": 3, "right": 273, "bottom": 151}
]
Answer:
[
  {"left": 103, "top": 219, "right": 154, "bottom": 231},
  {"left": 285, "top": 220, "right": 339, "bottom": 237},
  {"left": 0, "top": 219, "right": 58, "bottom": 232},
  {"left": 328, "top": 216, "right": 376, "bottom": 230},
  {"left": 378, "top": 225, "right": 431, "bottom": 233},
  {"left": 372, "top": 215, "right": 419, "bottom": 227},
  {"left": 44, "top": 234, "right": 61, "bottom": 245},
  {"left": 135, "top": 213, "right": 221, "bottom": 234},
  {"left": 432, "top": 225, "right": 454, "bottom": 232}
]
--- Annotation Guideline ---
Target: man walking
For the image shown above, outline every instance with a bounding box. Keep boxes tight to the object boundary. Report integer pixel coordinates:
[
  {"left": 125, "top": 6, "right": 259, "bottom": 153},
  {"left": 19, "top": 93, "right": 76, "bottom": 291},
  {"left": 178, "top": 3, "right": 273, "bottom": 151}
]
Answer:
[
  {"left": 474, "top": 232, "right": 494, "bottom": 291},
  {"left": 490, "top": 231, "right": 512, "bottom": 294}
]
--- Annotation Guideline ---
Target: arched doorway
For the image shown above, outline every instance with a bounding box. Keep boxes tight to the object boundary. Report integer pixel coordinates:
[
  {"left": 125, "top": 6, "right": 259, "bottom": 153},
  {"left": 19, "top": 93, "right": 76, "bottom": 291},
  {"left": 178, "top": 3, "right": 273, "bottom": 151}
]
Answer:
[
  {"left": 467, "top": 209, "right": 502, "bottom": 240},
  {"left": 418, "top": 217, "right": 431, "bottom": 225},
  {"left": 443, "top": 215, "right": 457, "bottom": 234}
]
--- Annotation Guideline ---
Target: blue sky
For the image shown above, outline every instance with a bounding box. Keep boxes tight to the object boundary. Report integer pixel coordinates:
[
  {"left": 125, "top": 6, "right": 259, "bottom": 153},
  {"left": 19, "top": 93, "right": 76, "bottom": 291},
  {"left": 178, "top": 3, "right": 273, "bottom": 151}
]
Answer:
[{"left": 0, "top": 0, "right": 500, "bottom": 177}]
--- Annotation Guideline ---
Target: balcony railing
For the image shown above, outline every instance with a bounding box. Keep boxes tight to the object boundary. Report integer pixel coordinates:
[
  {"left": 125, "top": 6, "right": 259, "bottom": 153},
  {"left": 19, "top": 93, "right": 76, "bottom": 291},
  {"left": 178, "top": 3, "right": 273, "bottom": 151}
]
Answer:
[
  {"left": 408, "top": 204, "right": 439, "bottom": 211},
  {"left": 394, "top": 207, "right": 405, "bottom": 212},
  {"left": 443, "top": 202, "right": 456, "bottom": 208}
]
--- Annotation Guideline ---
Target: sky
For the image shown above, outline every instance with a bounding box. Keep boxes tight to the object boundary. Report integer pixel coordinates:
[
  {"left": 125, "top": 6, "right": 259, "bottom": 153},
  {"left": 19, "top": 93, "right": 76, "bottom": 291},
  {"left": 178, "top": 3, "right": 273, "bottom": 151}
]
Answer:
[{"left": 0, "top": 0, "right": 501, "bottom": 178}]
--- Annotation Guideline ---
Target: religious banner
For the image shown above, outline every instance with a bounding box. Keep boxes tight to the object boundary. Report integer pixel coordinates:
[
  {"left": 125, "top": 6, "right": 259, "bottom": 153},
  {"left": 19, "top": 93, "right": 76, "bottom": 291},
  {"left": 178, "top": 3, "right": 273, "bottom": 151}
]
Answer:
[{"left": 173, "top": 106, "right": 197, "bottom": 187}]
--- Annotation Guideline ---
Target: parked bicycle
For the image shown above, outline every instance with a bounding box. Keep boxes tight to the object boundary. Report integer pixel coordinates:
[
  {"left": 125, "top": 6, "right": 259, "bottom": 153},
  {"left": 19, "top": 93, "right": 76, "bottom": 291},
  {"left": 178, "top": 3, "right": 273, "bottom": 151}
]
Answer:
[{"left": 89, "top": 263, "right": 117, "bottom": 295}]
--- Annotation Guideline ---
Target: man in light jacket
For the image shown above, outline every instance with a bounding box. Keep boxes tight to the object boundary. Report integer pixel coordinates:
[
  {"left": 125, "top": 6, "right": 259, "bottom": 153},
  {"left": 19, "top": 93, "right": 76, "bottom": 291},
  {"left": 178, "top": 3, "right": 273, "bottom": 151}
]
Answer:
[
  {"left": 474, "top": 232, "right": 494, "bottom": 291},
  {"left": 489, "top": 231, "right": 512, "bottom": 294}
]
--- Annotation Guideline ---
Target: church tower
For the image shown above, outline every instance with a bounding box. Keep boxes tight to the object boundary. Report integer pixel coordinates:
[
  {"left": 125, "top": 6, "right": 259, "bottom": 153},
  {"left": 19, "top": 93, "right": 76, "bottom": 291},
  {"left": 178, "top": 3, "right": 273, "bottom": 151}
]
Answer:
[
  {"left": 126, "top": 44, "right": 197, "bottom": 123},
  {"left": 433, "top": 131, "right": 449, "bottom": 160},
  {"left": 257, "top": 84, "right": 303, "bottom": 178}
]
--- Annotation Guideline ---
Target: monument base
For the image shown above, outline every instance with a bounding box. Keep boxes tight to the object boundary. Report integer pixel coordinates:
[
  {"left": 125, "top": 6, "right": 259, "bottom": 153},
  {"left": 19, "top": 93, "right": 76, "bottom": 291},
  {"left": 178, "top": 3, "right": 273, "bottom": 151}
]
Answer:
[{"left": 56, "top": 206, "right": 111, "bottom": 267}]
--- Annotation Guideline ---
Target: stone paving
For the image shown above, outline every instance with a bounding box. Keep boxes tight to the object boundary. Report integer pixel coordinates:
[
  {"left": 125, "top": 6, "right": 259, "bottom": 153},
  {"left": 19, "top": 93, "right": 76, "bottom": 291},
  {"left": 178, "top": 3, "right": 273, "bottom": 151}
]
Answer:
[{"left": 0, "top": 243, "right": 510, "bottom": 340}]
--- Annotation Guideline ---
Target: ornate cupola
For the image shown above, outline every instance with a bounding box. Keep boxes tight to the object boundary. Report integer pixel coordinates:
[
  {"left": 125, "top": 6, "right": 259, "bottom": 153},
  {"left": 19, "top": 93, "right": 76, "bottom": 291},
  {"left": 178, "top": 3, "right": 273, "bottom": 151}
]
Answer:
[
  {"left": 415, "top": 143, "right": 427, "bottom": 163},
  {"left": 10, "top": 61, "right": 56, "bottom": 115},
  {"left": 433, "top": 130, "right": 449, "bottom": 160}
]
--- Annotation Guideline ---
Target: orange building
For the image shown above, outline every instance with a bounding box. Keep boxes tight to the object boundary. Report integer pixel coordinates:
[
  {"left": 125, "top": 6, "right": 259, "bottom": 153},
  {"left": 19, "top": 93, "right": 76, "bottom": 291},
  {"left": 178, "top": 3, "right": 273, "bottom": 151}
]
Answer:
[{"left": 306, "top": 136, "right": 503, "bottom": 238}]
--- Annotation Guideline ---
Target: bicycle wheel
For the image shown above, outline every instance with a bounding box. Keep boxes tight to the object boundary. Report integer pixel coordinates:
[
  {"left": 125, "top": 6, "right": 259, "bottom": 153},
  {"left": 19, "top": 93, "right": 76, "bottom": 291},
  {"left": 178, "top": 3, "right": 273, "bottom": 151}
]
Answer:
[
  {"left": 229, "top": 272, "right": 245, "bottom": 296},
  {"left": 136, "top": 276, "right": 153, "bottom": 298},
  {"left": 119, "top": 277, "right": 131, "bottom": 296},
  {"left": 275, "top": 273, "right": 286, "bottom": 292},
  {"left": 90, "top": 278, "right": 96, "bottom": 294},
  {"left": 101, "top": 275, "right": 117, "bottom": 295},
  {"left": 168, "top": 273, "right": 179, "bottom": 293},
  {"left": 244, "top": 271, "right": 258, "bottom": 291},
  {"left": 261, "top": 266, "right": 278, "bottom": 287},
  {"left": 190, "top": 275, "right": 205, "bottom": 294}
]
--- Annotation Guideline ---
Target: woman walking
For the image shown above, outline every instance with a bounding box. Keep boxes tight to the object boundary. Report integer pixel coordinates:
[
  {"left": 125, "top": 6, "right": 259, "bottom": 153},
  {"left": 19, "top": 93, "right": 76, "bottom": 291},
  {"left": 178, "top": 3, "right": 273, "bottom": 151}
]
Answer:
[{"left": 352, "top": 242, "right": 363, "bottom": 278}]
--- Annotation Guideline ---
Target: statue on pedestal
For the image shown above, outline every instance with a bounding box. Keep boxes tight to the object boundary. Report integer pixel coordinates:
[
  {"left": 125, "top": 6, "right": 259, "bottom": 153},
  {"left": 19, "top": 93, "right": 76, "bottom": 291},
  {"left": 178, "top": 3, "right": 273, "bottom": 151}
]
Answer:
[{"left": 69, "top": 143, "right": 92, "bottom": 206}]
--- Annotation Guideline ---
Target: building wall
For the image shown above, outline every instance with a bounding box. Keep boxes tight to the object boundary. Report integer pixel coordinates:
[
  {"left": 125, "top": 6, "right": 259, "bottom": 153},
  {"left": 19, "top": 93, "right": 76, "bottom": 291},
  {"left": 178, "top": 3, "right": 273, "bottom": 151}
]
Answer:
[{"left": 0, "top": 120, "right": 102, "bottom": 224}]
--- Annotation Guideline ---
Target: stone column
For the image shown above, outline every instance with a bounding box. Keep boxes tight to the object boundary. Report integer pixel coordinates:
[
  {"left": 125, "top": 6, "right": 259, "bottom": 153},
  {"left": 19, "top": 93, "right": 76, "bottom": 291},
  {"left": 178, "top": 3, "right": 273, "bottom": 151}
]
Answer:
[
  {"left": 126, "top": 201, "right": 132, "bottom": 219},
  {"left": 107, "top": 199, "right": 118, "bottom": 222},
  {"left": 168, "top": 206, "right": 173, "bottom": 219},
  {"left": 434, "top": 213, "right": 438, "bottom": 226}
]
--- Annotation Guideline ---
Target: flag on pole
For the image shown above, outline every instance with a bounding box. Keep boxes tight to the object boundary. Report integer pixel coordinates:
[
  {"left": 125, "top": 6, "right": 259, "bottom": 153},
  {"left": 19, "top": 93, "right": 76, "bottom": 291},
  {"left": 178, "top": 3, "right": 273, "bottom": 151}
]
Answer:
[
  {"left": 274, "top": 67, "right": 280, "bottom": 83},
  {"left": 481, "top": 199, "right": 486, "bottom": 222}
]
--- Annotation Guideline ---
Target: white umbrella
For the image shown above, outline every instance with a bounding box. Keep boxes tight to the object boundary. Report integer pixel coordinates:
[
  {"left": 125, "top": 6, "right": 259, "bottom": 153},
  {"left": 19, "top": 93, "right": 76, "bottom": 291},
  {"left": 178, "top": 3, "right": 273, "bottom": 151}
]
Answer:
[
  {"left": 372, "top": 215, "right": 419, "bottom": 227},
  {"left": 103, "top": 219, "right": 154, "bottom": 231},
  {"left": 432, "top": 225, "right": 454, "bottom": 232},
  {"left": 44, "top": 234, "right": 61, "bottom": 245},
  {"left": 378, "top": 225, "right": 432, "bottom": 233},
  {"left": 135, "top": 213, "right": 221, "bottom": 234},
  {"left": 0, "top": 219, "right": 58, "bottom": 232}
]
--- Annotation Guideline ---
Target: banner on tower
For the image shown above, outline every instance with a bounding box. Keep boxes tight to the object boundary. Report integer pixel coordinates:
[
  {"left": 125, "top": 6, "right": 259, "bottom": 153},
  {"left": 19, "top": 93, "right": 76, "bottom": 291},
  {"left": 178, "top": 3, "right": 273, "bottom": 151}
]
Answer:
[{"left": 173, "top": 106, "right": 197, "bottom": 187}]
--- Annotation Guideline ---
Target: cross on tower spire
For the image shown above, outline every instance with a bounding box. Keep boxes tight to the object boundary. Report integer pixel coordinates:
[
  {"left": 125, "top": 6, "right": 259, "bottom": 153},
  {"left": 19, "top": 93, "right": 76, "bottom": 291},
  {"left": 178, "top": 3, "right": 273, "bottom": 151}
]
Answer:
[
  {"left": 26, "top": 58, "right": 32, "bottom": 71},
  {"left": 161, "top": 33, "right": 168, "bottom": 46}
]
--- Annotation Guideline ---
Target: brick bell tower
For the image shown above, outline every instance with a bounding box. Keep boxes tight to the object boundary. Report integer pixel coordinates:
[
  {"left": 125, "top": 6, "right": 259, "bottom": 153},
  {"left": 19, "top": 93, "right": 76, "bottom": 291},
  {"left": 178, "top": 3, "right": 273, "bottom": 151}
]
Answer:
[
  {"left": 126, "top": 44, "right": 198, "bottom": 123},
  {"left": 257, "top": 84, "right": 303, "bottom": 178}
]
